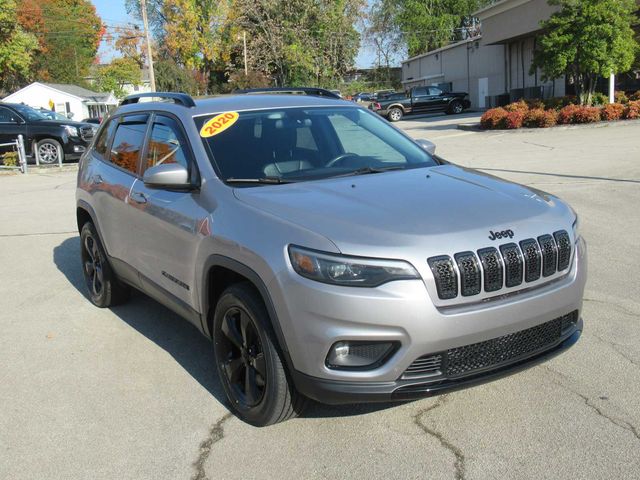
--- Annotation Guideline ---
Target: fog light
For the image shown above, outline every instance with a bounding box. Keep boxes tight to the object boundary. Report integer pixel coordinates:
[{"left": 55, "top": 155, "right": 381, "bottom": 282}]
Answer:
[
  {"left": 326, "top": 341, "right": 397, "bottom": 370},
  {"left": 73, "top": 145, "right": 86, "bottom": 153}
]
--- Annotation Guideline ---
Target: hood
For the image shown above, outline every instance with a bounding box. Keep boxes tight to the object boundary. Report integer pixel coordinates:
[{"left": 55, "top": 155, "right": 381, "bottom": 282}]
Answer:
[{"left": 233, "top": 165, "right": 573, "bottom": 256}]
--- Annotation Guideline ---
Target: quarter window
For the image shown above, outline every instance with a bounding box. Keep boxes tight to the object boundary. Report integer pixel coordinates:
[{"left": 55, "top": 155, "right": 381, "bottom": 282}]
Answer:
[
  {"left": 109, "top": 114, "right": 149, "bottom": 174},
  {"left": 143, "top": 115, "right": 190, "bottom": 174},
  {"left": 0, "top": 107, "right": 20, "bottom": 124}
]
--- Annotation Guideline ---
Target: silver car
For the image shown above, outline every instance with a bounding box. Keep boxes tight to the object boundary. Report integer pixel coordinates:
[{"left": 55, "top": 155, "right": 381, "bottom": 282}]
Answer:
[{"left": 76, "top": 92, "right": 586, "bottom": 426}]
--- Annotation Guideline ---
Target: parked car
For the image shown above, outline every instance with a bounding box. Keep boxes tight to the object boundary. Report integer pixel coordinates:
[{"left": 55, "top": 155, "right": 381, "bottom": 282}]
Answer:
[
  {"left": 352, "top": 92, "right": 373, "bottom": 102},
  {"left": 37, "top": 109, "right": 72, "bottom": 121},
  {"left": 372, "top": 89, "right": 395, "bottom": 100},
  {"left": 82, "top": 117, "right": 102, "bottom": 125},
  {"left": 0, "top": 103, "right": 95, "bottom": 164},
  {"left": 370, "top": 86, "right": 471, "bottom": 121},
  {"left": 76, "top": 91, "right": 586, "bottom": 426}
]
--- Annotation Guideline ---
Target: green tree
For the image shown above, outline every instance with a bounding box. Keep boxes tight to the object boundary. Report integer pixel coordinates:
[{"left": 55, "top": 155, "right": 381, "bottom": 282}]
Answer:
[
  {"left": 0, "top": 0, "right": 38, "bottom": 92},
  {"left": 17, "top": 0, "right": 103, "bottom": 84},
  {"left": 380, "top": 0, "right": 490, "bottom": 57},
  {"left": 94, "top": 57, "right": 141, "bottom": 97},
  {"left": 531, "top": 0, "right": 639, "bottom": 105}
]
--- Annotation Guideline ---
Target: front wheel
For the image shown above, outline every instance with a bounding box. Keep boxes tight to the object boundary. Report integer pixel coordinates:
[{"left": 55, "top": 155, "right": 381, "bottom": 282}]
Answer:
[
  {"left": 387, "top": 107, "right": 403, "bottom": 122},
  {"left": 447, "top": 100, "right": 464, "bottom": 115},
  {"left": 213, "top": 283, "right": 306, "bottom": 426},
  {"left": 36, "top": 138, "right": 64, "bottom": 164}
]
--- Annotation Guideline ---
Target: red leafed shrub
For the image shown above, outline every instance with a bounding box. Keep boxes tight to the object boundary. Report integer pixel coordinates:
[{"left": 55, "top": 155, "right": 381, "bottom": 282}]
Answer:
[
  {"left": 629, "top": 90, "right": 640, "bottom": 101},
  {"left": 572, "top": 106, "right": 601, "bottom": 123},
  {"left": 557, "top": 104, "right": 581, "bottom": 124},
  {"left": 503, "top": 100, "right": 529, "bottom": 113},
  {"left": 601, "top": 103, "right": 625, "bottom": 121},
  {"left": 480, "top": 107, "right": 508, "bottom": 129},
  {"left": 504, "top": 110, "right": 525, "bottom": 129},
  {"left": 523, "top": 108, "right": 558, "bottom": 128},
  {"left": 623, "top": 100, "right": 640, "bottom": 119},
  {"left": 525, "top": 98, "right": 546, "bottom": 110}
]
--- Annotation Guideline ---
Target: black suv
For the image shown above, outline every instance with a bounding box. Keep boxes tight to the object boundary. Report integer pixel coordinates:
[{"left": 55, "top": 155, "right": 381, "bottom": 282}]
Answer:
[{"left": 0, "top": 103, "right": 95, "bottom": 164}]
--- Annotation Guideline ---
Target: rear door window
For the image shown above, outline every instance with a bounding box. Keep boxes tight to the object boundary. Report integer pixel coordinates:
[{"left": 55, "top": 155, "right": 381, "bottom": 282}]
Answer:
[{"left": 108, "top": 114, "right": 149, "bottom": 175}]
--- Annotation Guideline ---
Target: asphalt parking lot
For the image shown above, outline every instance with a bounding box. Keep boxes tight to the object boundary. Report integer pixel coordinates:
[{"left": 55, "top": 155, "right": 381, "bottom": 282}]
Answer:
[{"left": 1, "top": 117, "right": 639, "bottom": 480}]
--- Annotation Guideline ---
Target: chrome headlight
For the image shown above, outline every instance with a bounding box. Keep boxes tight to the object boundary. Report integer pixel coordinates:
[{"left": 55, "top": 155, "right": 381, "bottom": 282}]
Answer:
[
  {"left": 63, "top": 125, "right": 79, "bottom": 137},
  {"left": 288, "top": 245, "right": 420, "bottom": 287}
]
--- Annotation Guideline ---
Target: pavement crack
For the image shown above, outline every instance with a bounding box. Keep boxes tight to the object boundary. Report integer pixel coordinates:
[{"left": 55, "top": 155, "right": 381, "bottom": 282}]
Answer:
[
  {"left": 0, "top": 231, "right": 76, "bottom": 238},
  {"left": 413, "top": 396, "right": 466, "bottom": 480},
  {"left": 543, "top": 369, "right": 640, "bottom": 442},
  {"left": 192, "top": 412, "right": 233, "bottom": 480},
  {"left": 583, "top": 297, "right": 639, "bottom": 318},
  {"left": 590, "top": 333, "right": 640, "bottom": 367}
]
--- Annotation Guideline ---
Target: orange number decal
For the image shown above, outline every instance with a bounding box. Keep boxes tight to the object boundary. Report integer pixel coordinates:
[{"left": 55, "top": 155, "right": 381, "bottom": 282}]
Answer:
[{"left": 200, "top": 111, "right": 240, "bottom": 138}]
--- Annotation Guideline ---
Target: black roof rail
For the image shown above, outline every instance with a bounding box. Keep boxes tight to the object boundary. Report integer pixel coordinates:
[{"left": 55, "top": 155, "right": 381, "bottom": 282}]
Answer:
[
  {"left": 233, "top": 87, "right": 341, "bottom": 99},
  {"left": 120, "top": 92, "right": 196, "bottom": 108}
]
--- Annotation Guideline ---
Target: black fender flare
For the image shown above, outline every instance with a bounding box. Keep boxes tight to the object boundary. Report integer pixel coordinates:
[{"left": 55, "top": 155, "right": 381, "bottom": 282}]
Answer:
[
  {"left": 76, "top": 200, "right": 108, "bottom": 252},
  {"left": 200, "top": 255, "right": 291, "bottom": 356}
]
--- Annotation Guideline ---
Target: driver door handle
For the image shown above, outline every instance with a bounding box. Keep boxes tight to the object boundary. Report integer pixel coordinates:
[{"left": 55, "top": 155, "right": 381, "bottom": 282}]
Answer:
[{"left": 130, "top": 191, "right": 147, "bottom": 204}]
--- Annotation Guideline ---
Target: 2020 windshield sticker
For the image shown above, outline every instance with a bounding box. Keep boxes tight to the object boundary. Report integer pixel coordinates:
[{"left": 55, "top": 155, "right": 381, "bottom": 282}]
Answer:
[{"left": 200, "top": 111, "right": 239, "bottom": 138}]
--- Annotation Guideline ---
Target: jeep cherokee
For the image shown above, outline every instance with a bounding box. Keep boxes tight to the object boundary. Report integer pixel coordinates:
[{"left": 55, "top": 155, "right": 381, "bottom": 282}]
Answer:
[{"left": 76, "top": 92, "right": 586, "bottom": 426}]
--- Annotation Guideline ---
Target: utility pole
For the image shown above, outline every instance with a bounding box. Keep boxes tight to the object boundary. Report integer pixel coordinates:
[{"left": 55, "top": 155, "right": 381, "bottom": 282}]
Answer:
[
  {"left": 243, "top": 31, "right": 248, "bottom": 75},
  {"left": 140, "top": 0, "right": 156, "bottom": 92}
]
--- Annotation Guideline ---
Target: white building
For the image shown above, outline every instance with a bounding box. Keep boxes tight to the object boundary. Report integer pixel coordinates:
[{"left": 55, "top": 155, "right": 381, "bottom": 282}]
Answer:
[{"left": 2, "top": 82, "right": 118, "bottom": 120}]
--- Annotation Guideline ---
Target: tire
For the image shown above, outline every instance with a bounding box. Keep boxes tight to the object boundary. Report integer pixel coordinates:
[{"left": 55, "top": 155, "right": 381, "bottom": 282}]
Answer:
[
  {"left": 447, "top": 100, "right": 464, "bottom": 115},
  {"left": 387, "top": 107, "right": 403, "bottom": 122},
  {"left": 213, "top": 283, "right": 307, "bottom": 426},
  {"left": 36, "top": 138, "right": 64, "bottom": 164},
  {"left": 80, "top": 222, "right": 130, "bottom": 308}
]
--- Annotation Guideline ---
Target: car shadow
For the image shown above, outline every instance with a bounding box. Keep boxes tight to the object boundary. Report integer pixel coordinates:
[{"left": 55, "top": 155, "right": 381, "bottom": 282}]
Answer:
[{"left": 53, "top": 236, "right": 402, "bottom": 420}]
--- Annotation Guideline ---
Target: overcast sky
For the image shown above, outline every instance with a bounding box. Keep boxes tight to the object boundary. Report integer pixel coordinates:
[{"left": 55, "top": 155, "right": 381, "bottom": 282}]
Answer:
[{"left": 91, "top": 0, "right": 386, "bottom": 69}]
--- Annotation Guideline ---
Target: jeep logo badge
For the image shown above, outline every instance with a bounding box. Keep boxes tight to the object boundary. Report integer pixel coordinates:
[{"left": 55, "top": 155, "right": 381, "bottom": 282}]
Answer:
[{"left": 488, "top": 229, "right": 514, "bottom": 240}]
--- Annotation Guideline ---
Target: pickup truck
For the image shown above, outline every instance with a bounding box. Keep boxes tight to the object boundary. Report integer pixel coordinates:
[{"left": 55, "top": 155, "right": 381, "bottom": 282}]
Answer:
[{"left": 369, "top": 86, "right": 471, "bottom": 121}]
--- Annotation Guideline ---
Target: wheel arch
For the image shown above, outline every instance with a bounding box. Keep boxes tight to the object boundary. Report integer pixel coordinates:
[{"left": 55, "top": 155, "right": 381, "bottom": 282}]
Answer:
[
  {"left": 386, "top": 103, "right": 406, "bottom": 112},
  {"left": 76, "top": 201, "right": 110, "bottom": 257},
  {"left": 201, "top": 255, "right": 291, "bottom": 357}
]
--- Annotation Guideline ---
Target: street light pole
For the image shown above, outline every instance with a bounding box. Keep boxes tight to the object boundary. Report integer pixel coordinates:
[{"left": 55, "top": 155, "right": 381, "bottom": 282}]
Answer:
[{"left": 140, "top": 0, "right": 156, "bottom": 92}]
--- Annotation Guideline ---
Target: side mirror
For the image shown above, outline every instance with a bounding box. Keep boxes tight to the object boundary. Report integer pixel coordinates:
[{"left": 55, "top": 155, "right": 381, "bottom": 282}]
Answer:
[
  {"left": 415, "top": 138, "right": 436, "bottom": 155},
  {"left": 143, "top": 163, "right": 192, "bottom": 189}
]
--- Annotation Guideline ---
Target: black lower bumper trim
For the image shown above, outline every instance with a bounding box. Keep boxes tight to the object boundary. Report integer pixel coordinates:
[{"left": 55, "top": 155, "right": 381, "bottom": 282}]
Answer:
[{"left": 291, "top": 323, "right": 581, "bottom": 405}]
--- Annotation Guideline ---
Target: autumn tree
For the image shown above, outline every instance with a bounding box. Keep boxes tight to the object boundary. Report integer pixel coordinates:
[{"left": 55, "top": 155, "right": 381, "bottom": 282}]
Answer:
[
  {"left": 379, "top": 0, "right": 490, "bottom": 57},
  {"left": 0, "top": 0, "right": 38, "bottom": 91},
  {"left": 94, "top": 57, "right": 141, "bottom": 97},
  {"left": 113, "top": 25, "right": 146, "bottom": 69},
  {"left": 17, "top": 0, "right": 104, "bottom": 84},
  {"left": 532, "top": 0, "right": 639, "bottom": 105}
]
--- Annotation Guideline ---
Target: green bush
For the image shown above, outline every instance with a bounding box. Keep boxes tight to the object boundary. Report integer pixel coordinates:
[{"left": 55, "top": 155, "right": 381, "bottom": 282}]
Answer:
[
  {"left": 1, "top": 152, "right": 19, "bottom": 167},
  {"left": 614, "top": 90, "right": 629, "bottom": 104},
  {"left": 591, "top": 92, "right": 608, "bottom": 106}
]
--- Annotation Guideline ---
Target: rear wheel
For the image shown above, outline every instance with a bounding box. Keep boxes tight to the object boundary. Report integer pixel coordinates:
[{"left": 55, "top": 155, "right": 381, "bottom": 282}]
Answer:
[
  {"left": 387, "top": 107, "right": 403, "bottom": 122},
  {"left": 213, "top": 283, "right": 306, "bottom": 426},
  {"left": 447, "top": 100, "right": 464, "bottom": 115},
  {"left": 80, "top": 222, "right": 130, "bottom": 307}
]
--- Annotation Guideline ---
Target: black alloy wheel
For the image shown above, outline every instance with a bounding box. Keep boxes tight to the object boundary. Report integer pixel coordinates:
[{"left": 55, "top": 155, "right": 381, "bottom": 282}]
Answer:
[{"left": 218, "top": 306, "right": 267, "bottom": 407}]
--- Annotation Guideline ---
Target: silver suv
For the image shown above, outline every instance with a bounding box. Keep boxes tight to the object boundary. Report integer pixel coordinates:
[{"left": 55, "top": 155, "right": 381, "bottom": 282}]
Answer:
[{"left": 76, "top": 92, "right": 587, "bottom": 426}]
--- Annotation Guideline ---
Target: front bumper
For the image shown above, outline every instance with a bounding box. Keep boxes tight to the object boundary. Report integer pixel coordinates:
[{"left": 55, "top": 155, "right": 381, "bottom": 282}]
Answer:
[{"left": 292, "top": 320, "right": 581, "bottom": 404}]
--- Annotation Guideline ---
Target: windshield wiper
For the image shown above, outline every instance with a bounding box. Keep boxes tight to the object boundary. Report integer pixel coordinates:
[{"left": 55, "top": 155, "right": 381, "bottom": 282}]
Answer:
[
  {"left": 334, "top": 165, "right": 407, "bottom": 178},
  {"left": 226, "top": 176, "right": 297, "bottom": 184}
]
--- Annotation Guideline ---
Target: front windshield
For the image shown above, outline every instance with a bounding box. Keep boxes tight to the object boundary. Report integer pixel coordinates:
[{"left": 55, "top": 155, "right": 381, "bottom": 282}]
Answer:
[
  {"left": 195, "top": 106, "right": 437, "bottom": 183},
  {"left": 11, "top": 104, "right": 47, "bottom": 121}
]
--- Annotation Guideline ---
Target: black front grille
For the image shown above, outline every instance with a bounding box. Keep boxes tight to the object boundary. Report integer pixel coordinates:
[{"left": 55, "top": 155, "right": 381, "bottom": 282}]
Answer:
[
  {"left": 428, "top": 256, "right": 458, "bottom": 299},
  {"left": 401, "top": 311, "right": 579, "bottom": 380},
  {"left": 500, "top": 243, "right": 523, "bottom": 288},
  {"left": 520, "top": 238, "right": 541, "bottom": 282},
  {"left": 477, "top": 247, "right": 503, "bottom": 292},
  {"left": 455, "top": 251, "right": 481, "bottom": 296},
  {"left": 554, "top": 230, "right": 572, "bottom": 271},
  {"left": 538, "top": 234, "right": 558, "bottom": 277},
  {"left": 428, "top": 230, "right": 573, "bottom": 300}
]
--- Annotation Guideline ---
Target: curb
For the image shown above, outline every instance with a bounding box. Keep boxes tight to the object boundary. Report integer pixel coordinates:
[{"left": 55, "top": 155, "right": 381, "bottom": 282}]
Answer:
[{"left": 457, "top": 117, "right": 640, "bottom": 133}]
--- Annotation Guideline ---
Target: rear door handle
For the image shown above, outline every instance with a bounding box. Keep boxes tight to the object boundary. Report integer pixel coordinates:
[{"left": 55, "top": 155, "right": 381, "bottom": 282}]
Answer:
[{"left": 130, "top": 191, "right": 147, "bottom": 204}]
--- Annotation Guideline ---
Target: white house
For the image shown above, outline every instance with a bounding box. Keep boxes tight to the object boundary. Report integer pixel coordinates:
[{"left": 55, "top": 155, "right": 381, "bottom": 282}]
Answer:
[{"left": 2, "top": 82, "right": 118, "bottom": 120}]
